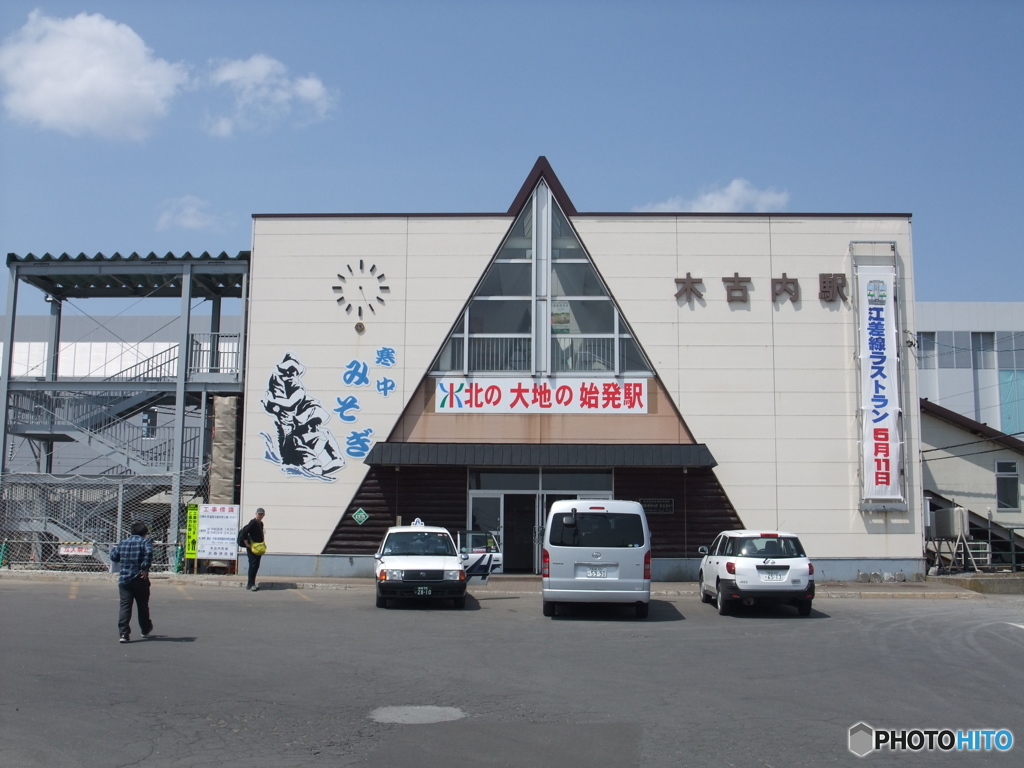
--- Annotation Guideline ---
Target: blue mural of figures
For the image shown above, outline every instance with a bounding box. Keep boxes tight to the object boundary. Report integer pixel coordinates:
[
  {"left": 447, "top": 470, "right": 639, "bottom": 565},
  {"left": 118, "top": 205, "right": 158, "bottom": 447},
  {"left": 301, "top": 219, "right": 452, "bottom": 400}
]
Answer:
[{"left": 260, "top": 353, "right": 345, "bottom": 481}]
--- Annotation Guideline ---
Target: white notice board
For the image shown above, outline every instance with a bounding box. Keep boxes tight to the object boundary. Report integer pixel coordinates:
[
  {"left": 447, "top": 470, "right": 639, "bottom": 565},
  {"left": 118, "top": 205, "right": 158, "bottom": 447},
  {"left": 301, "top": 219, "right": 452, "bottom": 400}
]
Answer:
[{"left": 197, "top": 504, "right": 239, "bottom": 560}]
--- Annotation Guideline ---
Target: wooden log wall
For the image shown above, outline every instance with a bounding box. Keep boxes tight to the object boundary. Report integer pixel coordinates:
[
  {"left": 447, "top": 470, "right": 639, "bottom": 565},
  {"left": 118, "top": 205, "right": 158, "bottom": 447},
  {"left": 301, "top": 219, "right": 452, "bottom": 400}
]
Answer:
[
  {"left": 322, "top": 466, "right": 468, "bottom": 554},
  {"left": 613, "top": 467, "right": 744, "bottom": 557},
  {"left": 324, "top": 464, "right": 741, "bottom": 558}
]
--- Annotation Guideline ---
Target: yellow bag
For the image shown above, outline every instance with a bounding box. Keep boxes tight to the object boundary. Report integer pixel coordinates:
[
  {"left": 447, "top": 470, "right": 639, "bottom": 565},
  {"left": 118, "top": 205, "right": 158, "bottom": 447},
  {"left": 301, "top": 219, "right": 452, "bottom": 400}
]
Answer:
[{"left": 251, "top": 541, "right": 267, "bottom": 555}]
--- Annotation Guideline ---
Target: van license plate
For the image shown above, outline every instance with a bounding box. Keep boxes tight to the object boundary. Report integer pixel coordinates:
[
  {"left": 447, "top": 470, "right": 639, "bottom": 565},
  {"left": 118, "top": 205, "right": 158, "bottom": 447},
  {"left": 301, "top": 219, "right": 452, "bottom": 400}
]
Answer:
[
  {"left": 587, "top": 567, "right": 607, "bottom": 578},
  {"left": 415, "top": 586, "right": 432, "bottom": 595},
  {"left": 761, "top": 572, "right": 785, "bottom": 581}
]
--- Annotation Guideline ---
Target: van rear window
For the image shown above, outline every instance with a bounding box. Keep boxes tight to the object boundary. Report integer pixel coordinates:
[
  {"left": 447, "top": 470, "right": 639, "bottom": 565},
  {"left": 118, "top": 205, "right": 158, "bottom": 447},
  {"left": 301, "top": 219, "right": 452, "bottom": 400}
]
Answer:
[{"left": 548, "top": 513, "right": 645, "bottom": 548}]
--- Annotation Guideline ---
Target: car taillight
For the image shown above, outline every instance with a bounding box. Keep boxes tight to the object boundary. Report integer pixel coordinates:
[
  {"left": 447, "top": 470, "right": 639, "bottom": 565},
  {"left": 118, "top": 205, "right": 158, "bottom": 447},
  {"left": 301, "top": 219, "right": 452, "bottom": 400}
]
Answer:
[
  {"left": 726, "top": 561, "right": 736, "bottom": 575},
  {"left": 541, "top": 548, "right": 550, "bottom": 577},
  {"left": 808, "top": 562, "right": 814, "bottom": 576},
  {"left": 644, "top": 550, "right": 651, "bottom": 580}
]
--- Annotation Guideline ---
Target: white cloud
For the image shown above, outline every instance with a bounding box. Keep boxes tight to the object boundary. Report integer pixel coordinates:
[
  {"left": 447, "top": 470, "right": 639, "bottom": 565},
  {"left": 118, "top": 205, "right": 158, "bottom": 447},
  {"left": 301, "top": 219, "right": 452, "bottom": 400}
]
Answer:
[
  {"left": 157, "top": 196, "right": 220, "bottom": 231},
  {"left": 204, "top": 54, "right": 334, "bottom": 137},
  {"left": 636, "top": 179, "right": 790, "bottom": 213},
  {"left": 0, "top": 10, "right": 189, "bottom": 140}
]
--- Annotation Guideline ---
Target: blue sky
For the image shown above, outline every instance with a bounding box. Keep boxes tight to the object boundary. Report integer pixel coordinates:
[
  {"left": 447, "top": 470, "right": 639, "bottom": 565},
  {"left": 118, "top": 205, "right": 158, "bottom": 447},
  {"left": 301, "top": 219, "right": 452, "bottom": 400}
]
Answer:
[{"left": 1, "top": 0, "right": 1022, "bottom": 309}]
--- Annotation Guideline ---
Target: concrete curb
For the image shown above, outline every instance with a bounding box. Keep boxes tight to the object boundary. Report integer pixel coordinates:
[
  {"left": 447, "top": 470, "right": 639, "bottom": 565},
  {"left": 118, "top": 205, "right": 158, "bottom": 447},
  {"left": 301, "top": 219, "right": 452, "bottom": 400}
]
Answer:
[{"left": 0, "top": 570, "right": 990, "bottom": 599}]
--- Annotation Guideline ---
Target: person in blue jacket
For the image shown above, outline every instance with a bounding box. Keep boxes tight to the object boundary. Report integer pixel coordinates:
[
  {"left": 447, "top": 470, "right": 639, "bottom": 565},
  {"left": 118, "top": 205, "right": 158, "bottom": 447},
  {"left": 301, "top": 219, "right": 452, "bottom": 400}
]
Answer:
[{"left": 110, "top": 521, "right": 154, "bottom": 643}]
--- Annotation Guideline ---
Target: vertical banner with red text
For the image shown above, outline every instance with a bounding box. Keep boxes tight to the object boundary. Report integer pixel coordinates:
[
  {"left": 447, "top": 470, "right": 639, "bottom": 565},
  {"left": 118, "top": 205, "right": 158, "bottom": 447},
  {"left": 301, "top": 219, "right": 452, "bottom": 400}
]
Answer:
[{"left": 856, "top": 264, "right": 904, "bottom": 503}]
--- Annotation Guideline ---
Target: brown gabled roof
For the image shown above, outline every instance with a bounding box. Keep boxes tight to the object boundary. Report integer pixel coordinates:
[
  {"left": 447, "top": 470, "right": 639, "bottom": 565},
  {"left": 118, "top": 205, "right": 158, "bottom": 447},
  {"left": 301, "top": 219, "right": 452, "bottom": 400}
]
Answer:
[
  {"left": 507, "top": 156, "right": 577, "bottom": 216},
  {"left": 365, "top": 442, "right": 716, "bottom": 468},
  {"left": 920, "top": 398, "right": 1024, "bottom": 454}
]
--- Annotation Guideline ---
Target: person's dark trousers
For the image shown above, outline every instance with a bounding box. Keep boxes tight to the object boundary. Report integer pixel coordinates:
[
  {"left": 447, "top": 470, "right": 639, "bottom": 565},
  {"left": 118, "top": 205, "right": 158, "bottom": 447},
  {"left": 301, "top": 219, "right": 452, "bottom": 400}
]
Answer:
[
  {"left": 247, "top": 550, "right": 262, "bottom": 588},
  {"left": 118, "top": 578, "right": 152, "bottom": 638}
]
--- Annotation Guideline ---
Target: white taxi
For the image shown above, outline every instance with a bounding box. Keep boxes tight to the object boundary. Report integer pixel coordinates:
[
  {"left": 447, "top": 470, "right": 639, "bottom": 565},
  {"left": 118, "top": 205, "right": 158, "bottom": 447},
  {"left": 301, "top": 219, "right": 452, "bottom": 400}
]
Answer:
[
  {"left": 697, "top": 530, "right": 815, "bottom": 616},
  {"left": 374, "top": 519, "right": 469, "bottom": 609}
]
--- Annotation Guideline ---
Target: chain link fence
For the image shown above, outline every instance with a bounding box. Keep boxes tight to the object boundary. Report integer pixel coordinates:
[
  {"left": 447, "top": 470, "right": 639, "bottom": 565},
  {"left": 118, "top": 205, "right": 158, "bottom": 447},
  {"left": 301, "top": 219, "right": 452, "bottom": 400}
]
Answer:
[{"left": 0, "top": 470, "right": 210, "bottom": 573}]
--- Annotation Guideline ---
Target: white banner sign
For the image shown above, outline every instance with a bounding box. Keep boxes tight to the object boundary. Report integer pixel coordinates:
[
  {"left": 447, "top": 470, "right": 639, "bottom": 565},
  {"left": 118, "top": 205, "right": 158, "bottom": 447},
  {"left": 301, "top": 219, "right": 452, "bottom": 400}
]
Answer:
[
  {"left": 857, "top": 265, "right": 903, "bottom": 502},
  {"left": 59, "top": 544, "right": 94, "bottom": 556},
  {"left": 435, "top": 378, "right": 648, "bottom": 414},
  {"left": 197, "top": 504, "right": 239, "bottom": 560}
]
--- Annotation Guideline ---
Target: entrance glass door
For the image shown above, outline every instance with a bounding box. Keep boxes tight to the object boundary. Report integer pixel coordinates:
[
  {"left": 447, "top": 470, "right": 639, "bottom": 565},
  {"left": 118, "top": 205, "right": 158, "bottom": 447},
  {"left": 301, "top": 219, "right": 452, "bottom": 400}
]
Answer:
[
  {"left": 467, "top": 471, "right": 613, "bottom": 573},
  {"left": 469, "top": 496, "right": 501, "bottom": 534},
  {"left": 503, "top": 494, "right": 537, "bottom": 572}
]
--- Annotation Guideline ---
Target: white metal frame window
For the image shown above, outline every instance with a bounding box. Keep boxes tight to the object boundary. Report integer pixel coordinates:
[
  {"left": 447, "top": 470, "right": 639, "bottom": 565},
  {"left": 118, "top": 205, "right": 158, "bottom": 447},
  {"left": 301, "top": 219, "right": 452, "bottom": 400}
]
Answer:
[
  {"left": 971, "top": 332, "right": 995, "bottom": 370},
  {"left": 431, "top": 181, "right": 651, "bottom": 377},
  {"left": 996, "top": 331, "right": 1024, "bottom": 370},
  {"left": 995, "top": 460, "right": 1020, "bottom": 511},
  {"left": 916, "top": 332, "right": 936, "bottom": 370},
  {"left": 936, "top": 330, "right": 972, "bottom": 369}
]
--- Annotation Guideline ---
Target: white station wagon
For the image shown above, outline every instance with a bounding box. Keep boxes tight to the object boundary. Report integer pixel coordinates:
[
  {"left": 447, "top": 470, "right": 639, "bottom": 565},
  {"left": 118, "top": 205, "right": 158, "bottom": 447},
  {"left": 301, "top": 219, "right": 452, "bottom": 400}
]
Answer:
[
  {"left": 374, "top": 520, "right": 469, "bottom": 609},
  {"left": 697, "top": 530, "right": 815, "bottom": 616}
]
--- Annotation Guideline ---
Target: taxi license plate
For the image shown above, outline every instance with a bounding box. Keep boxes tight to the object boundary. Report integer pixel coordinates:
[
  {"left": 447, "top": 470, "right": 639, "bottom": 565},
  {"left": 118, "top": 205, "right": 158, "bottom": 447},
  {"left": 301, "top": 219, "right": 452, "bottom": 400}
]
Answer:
[
  {"left": 415, "top": 586, "right": 432, "bottom": 595},
  {"left": 761, "top": 571, "right": 785, "bottom": 581},
  {"left": 587, "top": 567, "right": 607, "bottom": 578}
]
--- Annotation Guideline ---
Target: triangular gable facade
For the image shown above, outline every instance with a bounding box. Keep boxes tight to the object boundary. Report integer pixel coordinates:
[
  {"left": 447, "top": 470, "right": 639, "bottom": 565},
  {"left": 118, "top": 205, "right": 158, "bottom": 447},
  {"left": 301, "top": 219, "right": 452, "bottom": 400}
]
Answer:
[{"left": 323, "top": 159, "right": 743, "bottom": 558}]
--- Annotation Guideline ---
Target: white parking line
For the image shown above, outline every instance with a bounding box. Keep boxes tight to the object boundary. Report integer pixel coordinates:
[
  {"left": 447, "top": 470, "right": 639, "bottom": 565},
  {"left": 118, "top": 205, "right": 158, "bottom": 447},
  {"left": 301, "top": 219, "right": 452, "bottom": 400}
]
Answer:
[{"left": 1007, "top": 623, "right": 1024, "bottom": 630}]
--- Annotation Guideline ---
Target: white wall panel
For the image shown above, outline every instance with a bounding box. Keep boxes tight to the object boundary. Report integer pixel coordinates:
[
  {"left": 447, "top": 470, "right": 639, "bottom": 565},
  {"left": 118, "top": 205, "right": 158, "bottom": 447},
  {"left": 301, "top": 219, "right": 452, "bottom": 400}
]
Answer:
[
  {"left": 776, "top": 438, "right": 857, "bottom": 464},
  {"left": 244, "top": 215, "right": 505, "bottom": 553},
  {"left": 254, "top": 218, "right": 411, "bottom": 236},
  {"left": 675, "top": 322, "right": 776, "bottom": 346},
  {"left": 677, "top": 391, "right": 776, "bottom": 416},
  {"left": 243, "top": 205, "right": 917, "bottom": 559},
  {"left": 774, "top": 391, "right": 855, "bottom": 416}
]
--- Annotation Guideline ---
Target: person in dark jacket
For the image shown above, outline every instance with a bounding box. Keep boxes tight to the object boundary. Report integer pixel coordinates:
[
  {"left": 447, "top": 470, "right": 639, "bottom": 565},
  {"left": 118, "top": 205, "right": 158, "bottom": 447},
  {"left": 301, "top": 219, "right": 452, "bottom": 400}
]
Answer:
[
  {"left": 110, "top": 521, "right": 154, "bottom": 643},
  {"left": 239, "top": 508, "right": 267, "bottom": 591}
]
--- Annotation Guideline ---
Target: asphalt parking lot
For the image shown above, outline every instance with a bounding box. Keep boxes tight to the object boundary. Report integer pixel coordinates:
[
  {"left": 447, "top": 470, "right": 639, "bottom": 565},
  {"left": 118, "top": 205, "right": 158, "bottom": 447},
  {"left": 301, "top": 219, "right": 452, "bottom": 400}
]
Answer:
[{"left": 2, "top": 575, "right": 1023, "bottom": 768}]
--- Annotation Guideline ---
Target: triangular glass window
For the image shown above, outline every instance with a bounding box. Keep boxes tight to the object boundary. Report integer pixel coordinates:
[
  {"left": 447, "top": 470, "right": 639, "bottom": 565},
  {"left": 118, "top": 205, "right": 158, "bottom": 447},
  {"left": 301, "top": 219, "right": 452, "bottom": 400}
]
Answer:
[{"left": 431, "top": 180, "right": 652, "bottom": 376}]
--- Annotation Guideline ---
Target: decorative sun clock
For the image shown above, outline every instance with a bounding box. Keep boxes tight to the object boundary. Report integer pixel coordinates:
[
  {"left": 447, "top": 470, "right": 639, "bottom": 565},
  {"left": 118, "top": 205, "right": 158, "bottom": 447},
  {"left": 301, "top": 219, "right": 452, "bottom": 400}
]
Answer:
[{"left": 333, "top": 260, "right": 390, "bottom": 330}]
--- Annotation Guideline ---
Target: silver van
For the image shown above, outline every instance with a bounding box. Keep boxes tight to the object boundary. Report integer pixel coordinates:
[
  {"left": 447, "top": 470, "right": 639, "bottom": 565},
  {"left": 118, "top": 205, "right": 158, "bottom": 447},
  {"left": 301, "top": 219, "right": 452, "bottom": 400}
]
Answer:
[{"left": 541, "top": 499, "right": 651, "bottom": 618}]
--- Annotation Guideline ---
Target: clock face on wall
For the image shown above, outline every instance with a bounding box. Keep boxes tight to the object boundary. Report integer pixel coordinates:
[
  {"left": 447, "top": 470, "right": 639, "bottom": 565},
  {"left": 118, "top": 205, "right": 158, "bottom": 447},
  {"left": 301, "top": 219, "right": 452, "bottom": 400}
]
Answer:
[{"left": 332, "top": 260, "right": 390, "bottom": 320}]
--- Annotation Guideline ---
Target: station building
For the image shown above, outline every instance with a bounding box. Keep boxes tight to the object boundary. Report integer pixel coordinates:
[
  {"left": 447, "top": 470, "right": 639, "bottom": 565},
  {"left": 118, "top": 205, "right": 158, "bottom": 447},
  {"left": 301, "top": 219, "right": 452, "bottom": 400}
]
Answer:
[{"left": 242, "top": 158, "right": 921, "bottom": 579}]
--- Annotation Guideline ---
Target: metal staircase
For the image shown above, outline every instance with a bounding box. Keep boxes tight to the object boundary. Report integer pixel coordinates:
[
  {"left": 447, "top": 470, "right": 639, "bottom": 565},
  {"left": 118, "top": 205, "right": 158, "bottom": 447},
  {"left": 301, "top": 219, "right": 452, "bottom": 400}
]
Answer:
[
  {"left": 1, "top": 250, "right": 249, "bottom": 572},
  {"left": 5, "top": 346, "right": 201, "bottom": 473},
  {"left": 2, "top": 348, "right": 204, "bottom": 568},
  {"left": 6, "top": 391, "right": 199, "bottom": 473},
  {"left": 966, "top": 509, "right": 1024, "bottom": 572}
]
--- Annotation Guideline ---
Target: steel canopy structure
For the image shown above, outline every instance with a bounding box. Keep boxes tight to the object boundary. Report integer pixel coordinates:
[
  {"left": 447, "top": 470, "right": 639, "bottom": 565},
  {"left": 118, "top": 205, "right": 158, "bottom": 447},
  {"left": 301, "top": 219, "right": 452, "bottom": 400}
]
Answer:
[
  {"left": 7, "top": 251, "right": 248, "bottom": 300},
  {"left": 0, "top": 251, "right": 250, "bottom": 572}
]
